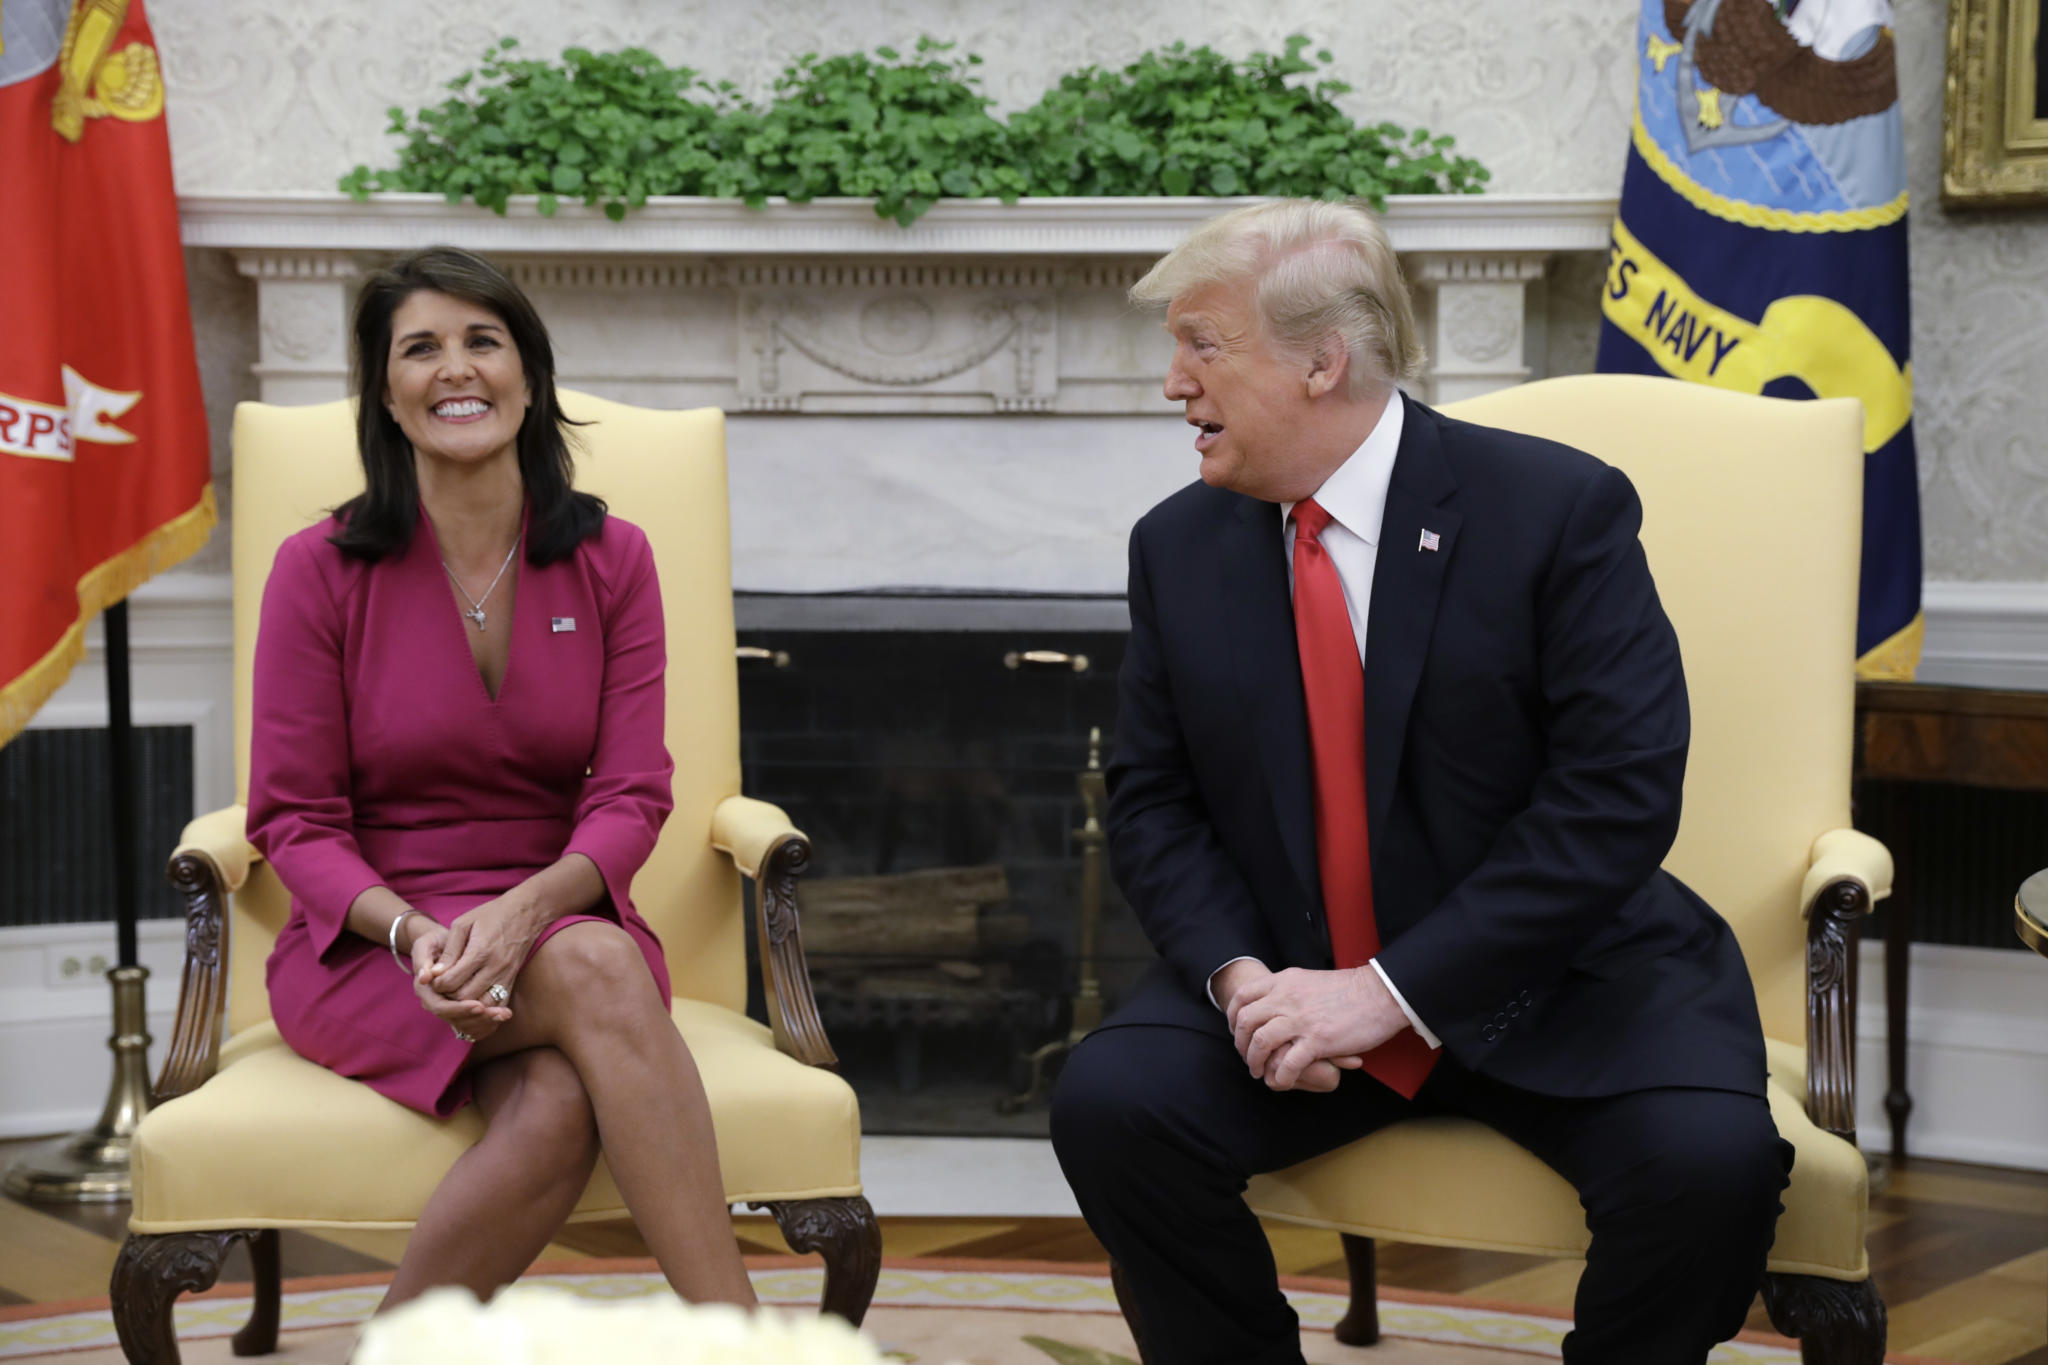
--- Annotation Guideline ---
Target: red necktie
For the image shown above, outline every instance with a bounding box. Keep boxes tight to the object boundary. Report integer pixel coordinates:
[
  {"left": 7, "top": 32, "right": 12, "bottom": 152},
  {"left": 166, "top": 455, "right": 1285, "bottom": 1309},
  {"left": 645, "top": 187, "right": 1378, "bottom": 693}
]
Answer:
[{"left": 1290, "top": 498, "right": 1439, "bottom": 1099}]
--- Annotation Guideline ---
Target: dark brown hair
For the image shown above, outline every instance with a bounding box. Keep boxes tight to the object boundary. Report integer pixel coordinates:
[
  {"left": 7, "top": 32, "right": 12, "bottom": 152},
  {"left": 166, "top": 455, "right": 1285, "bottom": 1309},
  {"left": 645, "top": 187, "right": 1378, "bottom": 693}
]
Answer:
[{"left": 331, "top": 245, "right": 603, "bottom": 564}]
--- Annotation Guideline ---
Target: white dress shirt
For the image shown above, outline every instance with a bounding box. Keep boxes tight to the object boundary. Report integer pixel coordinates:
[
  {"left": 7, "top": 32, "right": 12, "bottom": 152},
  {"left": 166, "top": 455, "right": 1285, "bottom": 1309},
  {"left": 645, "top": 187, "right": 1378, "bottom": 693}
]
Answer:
[{"left": 1207, "top": 395, "right": 1442, "bottom": 1051}]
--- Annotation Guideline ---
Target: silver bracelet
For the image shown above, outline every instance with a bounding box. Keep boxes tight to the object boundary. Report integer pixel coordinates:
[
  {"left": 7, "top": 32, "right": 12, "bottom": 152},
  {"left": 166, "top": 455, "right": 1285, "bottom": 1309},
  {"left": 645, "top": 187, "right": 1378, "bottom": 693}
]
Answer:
[{"left": 389, "top": 909, "right": 425, "bottom": 973}]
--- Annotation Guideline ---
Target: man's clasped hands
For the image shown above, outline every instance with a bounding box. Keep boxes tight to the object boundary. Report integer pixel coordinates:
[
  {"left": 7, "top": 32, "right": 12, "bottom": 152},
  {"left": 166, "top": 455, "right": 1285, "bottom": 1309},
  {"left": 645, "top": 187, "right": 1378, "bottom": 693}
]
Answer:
[{"left": 1216, "top": 959, "right": 1415, "bottom": 1092}]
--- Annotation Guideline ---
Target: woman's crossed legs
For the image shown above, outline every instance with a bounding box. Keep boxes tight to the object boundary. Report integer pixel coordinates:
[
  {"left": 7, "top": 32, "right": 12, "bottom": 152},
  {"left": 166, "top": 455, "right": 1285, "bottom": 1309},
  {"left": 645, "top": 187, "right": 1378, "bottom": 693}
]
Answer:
[{"left": 381, "top": 921, "right": 754, "bottom": 1312}]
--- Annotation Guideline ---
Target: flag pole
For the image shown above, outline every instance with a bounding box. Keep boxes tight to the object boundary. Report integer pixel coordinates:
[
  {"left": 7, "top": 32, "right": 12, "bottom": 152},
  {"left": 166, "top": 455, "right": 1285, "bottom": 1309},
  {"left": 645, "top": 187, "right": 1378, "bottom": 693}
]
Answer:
[
  {"left": 3, "top": 602, "right": 154, "bottom": 1203},
  {"left": 107, "top": 601, "right": 141, "bottom": 969}
]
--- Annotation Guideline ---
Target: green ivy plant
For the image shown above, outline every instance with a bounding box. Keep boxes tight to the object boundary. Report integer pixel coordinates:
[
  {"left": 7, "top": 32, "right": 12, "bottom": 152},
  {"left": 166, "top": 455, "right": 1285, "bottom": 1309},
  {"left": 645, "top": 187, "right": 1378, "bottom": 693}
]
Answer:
[
  {"left": 1009, "top": 35, "right": 1489, "bottom": 204},
  {"left": 703, "top": 39, "right": 1029, "bottom": 226},
  {"left": 338, "top": 39, "right": 742, "bottom": 220},
  {"left": 341, "top": 34, "right": 1486, "bottom": 225}
]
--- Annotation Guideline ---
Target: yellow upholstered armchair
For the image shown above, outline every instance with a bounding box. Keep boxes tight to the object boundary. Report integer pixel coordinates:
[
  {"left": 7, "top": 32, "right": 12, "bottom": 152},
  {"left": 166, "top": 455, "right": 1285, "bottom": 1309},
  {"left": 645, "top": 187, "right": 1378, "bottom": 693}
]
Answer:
[
  {"left": 110, "top": 394, "right": 875, "bottom": 1364},
  {"left": 1240, "top": 376, "right": 1893, "bottom": 1361}
]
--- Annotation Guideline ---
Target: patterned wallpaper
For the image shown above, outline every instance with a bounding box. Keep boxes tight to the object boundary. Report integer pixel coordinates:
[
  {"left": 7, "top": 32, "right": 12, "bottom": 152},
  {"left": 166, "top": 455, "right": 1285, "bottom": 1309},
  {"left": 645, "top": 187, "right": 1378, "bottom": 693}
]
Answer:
[
  {"left": 179, "top": 247, "right": 250, "bottom": 574},
  {"left": 152, "top": 0, "right": 2048, "bottom": 579},
  {"left": 1890, "top": 0, "right": 2048, "bottom": 581}
]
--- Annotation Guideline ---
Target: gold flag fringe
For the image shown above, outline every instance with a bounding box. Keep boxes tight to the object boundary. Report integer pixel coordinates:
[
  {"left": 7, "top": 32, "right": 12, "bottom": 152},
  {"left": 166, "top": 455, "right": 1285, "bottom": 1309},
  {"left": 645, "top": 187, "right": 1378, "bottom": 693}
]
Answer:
[
  {"left": 1855, "top": 610, "right": 1923, "bottom": 683},
  {"left": 0, "top": 483, "right": 220, "bottom": 749}
]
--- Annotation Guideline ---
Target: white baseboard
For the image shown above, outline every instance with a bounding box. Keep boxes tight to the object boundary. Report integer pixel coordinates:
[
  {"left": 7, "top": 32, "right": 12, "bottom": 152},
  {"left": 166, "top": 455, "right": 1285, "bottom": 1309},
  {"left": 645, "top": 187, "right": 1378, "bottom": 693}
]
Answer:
[{"left": 1855, "top": 940, "right": 2048, "bottom": 1171}]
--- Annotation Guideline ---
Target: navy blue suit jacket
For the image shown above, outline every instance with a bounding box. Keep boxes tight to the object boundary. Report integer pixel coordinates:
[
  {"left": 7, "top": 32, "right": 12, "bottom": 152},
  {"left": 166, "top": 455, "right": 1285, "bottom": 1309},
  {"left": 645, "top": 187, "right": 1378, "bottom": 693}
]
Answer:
[{"left": 1104, "top": 394, "right": 1768, "bottom": 1100}]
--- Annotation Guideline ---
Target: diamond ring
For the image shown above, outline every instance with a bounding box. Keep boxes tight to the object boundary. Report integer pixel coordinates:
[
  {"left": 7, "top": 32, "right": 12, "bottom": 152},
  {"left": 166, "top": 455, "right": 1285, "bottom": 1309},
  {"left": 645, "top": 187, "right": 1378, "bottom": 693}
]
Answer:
[{"left": 486, "top": 983, "right": 511, "bottom": 1006}]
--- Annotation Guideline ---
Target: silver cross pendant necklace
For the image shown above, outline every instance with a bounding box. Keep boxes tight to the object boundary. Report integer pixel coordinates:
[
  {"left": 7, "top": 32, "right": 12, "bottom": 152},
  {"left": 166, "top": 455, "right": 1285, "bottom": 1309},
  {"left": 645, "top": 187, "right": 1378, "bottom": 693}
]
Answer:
[{"left": 442, "top": 532, "right": 522, "bottom": 632}]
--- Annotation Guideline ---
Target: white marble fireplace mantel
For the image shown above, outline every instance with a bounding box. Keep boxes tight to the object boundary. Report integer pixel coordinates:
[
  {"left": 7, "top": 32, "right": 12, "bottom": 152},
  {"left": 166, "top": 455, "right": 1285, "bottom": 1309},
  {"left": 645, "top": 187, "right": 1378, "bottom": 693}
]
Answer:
[
  {"left": 181, "top": 192, "right": 1617, "bottom": 600},
  {"left": 180, "top": 191, "right": 1614, "bottom": 258}
]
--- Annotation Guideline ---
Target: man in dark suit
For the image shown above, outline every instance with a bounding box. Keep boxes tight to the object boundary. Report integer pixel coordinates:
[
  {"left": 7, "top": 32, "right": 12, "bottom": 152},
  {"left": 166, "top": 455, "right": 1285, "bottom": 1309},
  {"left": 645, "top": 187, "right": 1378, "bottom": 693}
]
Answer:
[{"left": 1050, "top": 200, "right": 1792, "bottom": 1364}]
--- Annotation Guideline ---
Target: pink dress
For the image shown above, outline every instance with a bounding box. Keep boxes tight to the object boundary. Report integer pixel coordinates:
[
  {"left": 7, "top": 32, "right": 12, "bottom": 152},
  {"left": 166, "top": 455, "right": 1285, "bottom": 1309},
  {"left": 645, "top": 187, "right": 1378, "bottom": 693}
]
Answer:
[{"left": 247, "top": 509, "right": 674, "bottom": 1117}]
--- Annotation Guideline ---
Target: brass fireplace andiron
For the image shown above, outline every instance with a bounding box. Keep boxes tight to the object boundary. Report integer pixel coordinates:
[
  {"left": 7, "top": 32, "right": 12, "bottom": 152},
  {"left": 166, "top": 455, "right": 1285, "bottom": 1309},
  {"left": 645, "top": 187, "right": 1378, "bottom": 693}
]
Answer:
[{"left": 1000, "top": 727, "right": 1108, "bottom": 1112}]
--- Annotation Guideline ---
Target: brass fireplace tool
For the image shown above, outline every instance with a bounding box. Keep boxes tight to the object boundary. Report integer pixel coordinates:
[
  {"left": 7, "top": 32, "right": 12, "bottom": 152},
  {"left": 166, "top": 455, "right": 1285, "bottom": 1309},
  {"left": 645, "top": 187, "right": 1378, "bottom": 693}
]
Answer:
[{"left": 1001, "top": 726, "right": 1108, "bottom": 1112}]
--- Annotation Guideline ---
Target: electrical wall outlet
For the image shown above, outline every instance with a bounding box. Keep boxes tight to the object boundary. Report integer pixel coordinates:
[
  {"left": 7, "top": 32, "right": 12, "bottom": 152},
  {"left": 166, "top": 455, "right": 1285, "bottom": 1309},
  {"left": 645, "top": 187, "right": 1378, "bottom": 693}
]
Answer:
[{"left": 44, "top": 944, "right": 115, "bottom": 989}]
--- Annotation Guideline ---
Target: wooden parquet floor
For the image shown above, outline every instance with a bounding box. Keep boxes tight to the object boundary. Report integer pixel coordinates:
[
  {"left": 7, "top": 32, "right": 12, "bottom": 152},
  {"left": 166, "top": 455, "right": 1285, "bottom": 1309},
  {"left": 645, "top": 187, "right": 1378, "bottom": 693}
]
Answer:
[{"left": 2, "top": 1142, "right": 2042, "bottom": 1363}]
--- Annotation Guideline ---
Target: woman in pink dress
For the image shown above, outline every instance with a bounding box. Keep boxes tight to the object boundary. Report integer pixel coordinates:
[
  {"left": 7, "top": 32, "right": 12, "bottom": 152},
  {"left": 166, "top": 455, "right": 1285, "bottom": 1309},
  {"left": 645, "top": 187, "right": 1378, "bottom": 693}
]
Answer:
[{"left": 247, "top": 246, "right": 755, "bottom": 1312}]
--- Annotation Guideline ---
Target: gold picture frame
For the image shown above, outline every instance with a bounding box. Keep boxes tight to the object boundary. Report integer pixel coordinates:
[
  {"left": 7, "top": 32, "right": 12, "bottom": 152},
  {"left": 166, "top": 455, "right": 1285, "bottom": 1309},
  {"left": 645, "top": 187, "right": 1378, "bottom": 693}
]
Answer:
[{"left": 1944, "top": 0, "right": 2048, "bottom": 207}]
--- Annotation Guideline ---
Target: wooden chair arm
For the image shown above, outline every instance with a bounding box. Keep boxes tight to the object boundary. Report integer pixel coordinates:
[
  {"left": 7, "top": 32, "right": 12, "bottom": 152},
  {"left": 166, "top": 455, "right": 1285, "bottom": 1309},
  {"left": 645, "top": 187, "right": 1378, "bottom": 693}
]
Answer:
[
  {"left": 156, "top": 806, "right": 253, "bottom": 1102},
  {"left": 712, "top": 797, "right": 838, "bottom": 1069},
  {"left": 1800, "top": 829, "right": 1892, "bottom": 1143}
]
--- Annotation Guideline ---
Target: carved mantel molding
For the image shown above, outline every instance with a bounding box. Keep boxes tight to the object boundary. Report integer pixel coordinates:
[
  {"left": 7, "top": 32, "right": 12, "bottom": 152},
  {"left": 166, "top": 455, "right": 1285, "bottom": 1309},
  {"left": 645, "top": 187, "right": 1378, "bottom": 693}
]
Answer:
[
  {"left": 183, "top": 193, "right": 1616, "bottom": 411},
  {"left": 181, "top": 192, "right": 1617, "bottom": 257}
]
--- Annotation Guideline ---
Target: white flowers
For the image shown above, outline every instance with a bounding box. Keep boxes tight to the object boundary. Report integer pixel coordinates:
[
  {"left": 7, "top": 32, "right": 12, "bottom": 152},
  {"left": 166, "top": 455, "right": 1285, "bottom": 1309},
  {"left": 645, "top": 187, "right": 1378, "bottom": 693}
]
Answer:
[{"left": 353, "top": 1285, "right": 893, "bottom": 1365}]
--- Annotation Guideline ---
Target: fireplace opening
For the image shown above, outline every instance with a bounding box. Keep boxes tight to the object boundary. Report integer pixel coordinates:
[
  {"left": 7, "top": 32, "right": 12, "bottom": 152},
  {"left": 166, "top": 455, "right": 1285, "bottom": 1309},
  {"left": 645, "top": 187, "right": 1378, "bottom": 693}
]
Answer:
[{"left": 735, "top": 623, "right": 1157, "bottom": 1137}]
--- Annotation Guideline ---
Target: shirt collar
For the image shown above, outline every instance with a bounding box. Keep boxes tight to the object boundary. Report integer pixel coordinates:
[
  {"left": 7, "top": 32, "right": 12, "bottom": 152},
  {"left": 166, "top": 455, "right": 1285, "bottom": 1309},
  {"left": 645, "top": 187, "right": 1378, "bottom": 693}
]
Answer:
[{"left": 1280, "top": 391, "right": 1405, "bottom": 547}]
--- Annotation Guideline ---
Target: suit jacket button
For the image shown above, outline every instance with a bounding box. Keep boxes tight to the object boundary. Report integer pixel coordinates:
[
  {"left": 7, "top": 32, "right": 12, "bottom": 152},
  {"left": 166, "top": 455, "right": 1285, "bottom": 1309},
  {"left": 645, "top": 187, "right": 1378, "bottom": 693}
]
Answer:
[
  {"left": 1520, "top": 990, "right": 1533, "bottom": 1006},
  {"left": 1507, "top": 1001, "right": 1522, "bottom": 1018},
  {"left": 1482, "top": 1025, "right": 1499, "bottom": 1042}
]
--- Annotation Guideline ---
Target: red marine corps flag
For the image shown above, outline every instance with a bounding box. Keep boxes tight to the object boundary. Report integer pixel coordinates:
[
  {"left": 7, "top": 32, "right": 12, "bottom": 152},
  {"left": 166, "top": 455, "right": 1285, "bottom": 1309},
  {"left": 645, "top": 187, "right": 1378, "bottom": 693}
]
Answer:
[{"left": 0, "top": 0, "right": 214, "bottom": 746}]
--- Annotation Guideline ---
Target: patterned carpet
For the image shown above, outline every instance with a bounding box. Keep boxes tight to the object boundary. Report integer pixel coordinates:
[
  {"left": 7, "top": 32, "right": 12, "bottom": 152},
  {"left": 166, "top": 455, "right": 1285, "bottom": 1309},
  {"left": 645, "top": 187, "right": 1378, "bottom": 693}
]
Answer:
[{"left": 0, "top": 1257, "right": 1950, "bottom": 1364}]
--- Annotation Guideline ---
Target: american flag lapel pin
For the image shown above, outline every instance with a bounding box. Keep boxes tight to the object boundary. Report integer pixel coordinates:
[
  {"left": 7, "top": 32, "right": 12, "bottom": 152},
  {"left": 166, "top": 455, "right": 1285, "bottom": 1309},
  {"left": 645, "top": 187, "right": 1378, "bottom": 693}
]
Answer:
[
  {"left": 551, "top": 617, "right": 577, "bottom": 633},
  {"left": 1419, "top": 529, "right": 1441, "bottom": 552}
]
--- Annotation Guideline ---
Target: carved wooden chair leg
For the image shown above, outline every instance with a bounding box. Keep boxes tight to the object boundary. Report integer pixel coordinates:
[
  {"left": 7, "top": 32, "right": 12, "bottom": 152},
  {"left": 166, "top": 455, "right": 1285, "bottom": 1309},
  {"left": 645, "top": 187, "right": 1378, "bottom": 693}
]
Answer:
[
  {"left": 232, "top": 1229, "right": 281, "bottom": 1357},
  {"left": 1760, "top": 1272, "right": 1887, "bottom": 1365},
  {"left": 755, "top": 1196, "right": 883, "bottom": 1326},
  {"left": 1107, "top": 1260, "right": 1156, "bottom": 1365},
  {"left": 1334, "top": 1232, "right": 1381, "bottom": 1346},
  {"left": 112, "top": 1230, "right": 257, "bottom": 1365}
]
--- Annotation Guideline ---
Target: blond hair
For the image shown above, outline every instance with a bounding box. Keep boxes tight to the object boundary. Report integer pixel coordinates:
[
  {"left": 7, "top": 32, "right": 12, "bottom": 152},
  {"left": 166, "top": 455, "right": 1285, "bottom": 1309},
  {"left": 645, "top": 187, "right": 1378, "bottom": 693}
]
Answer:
[{"left": 1130, "top": 199, "right": 1423, "bottom": 396}]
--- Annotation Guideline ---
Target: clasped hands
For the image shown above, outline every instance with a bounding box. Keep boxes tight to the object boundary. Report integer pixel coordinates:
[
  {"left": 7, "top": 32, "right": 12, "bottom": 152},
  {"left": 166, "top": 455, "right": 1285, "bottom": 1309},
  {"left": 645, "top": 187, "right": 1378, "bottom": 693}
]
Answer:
[
  {"left": 1217, "top": 960, "right": 1412, "bottom": 1093},
  {"left": 402, "top": 894, "right": 543, "bottom": 1045}
]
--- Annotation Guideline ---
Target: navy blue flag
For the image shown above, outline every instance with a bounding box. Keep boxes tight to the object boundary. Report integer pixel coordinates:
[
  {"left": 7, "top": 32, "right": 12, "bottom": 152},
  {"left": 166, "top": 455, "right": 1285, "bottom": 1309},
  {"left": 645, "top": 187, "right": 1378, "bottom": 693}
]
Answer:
[{"left": 1596, "top": 0, "right": 1921, "bottom": 679}]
